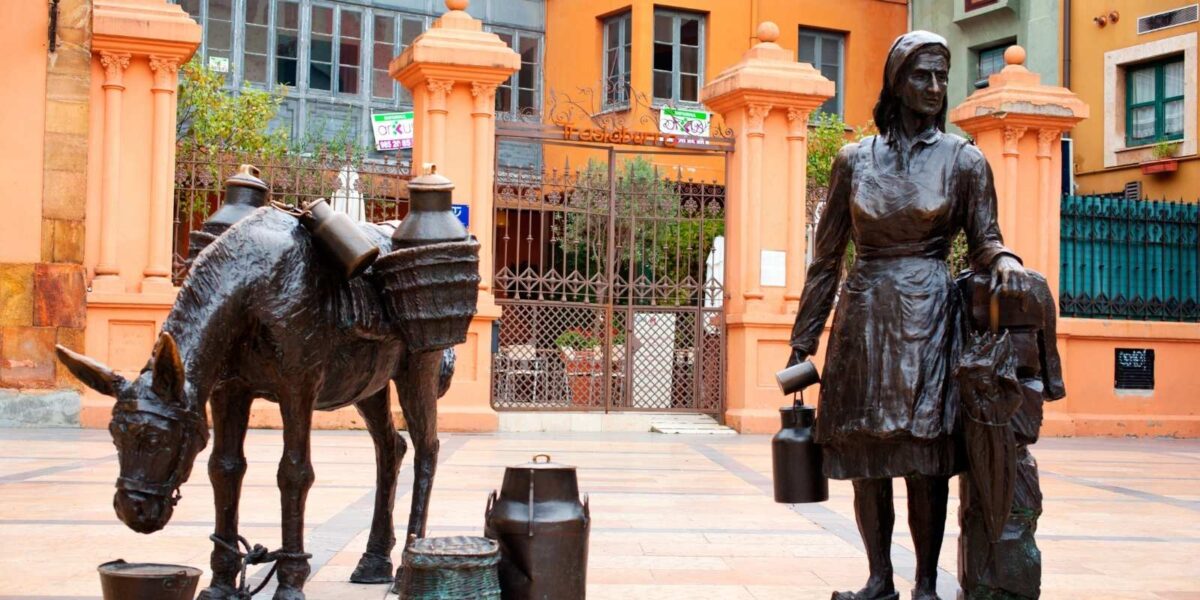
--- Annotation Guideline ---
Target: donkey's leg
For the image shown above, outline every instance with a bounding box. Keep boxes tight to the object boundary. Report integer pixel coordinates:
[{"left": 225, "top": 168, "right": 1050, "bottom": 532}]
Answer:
[
  {"left": 273, "top": 396, "right": 316, "bottom": 600},
  {"left": 198, "top": 387, "right": 252, "bottom": 600},
  {"left": 393, "top": 351, "right": 442, "bottom": 563},
  {"left": 349, "top": 388, "right": 407, "bottom": 584}
]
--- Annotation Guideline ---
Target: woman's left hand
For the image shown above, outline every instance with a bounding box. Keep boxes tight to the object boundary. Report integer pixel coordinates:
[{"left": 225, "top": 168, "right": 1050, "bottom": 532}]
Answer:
[{"left": 992, "top": 255, "right": 1029, "bottom": 298}]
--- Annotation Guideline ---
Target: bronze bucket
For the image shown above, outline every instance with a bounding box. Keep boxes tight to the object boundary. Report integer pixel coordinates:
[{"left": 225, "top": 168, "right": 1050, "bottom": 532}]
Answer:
[
  {"left": 485, "top": 454, "right": 590, "bottom": 599},
  {"left": 97, "top": 560, "right": 201, "bottom": 600}
]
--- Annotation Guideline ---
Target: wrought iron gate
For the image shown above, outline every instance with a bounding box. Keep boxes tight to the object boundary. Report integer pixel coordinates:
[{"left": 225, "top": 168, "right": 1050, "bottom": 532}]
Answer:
[{"left": 490, "top": 122, "right": 729, "bottom": 413}]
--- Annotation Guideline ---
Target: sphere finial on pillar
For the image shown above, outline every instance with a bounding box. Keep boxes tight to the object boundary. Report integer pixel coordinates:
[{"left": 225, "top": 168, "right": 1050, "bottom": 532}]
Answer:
[
  {"left": 446, "top": 0, "right": 468, "bottom": 11},
  {"left": 1004, "top": 45, "right": 1026, "bottom": 66},
  {"left": 757, "top": 21, "right": 780, "bottom": 44}
]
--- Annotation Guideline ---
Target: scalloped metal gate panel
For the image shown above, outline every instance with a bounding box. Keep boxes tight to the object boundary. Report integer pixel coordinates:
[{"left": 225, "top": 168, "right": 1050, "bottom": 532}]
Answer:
[{"left": 490, "top": 123, "right": 729, "bottom": 414}]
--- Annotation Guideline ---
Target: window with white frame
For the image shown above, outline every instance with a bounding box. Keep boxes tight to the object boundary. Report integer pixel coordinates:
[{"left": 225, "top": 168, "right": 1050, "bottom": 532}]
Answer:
[
  {"left": 652, "top": 9, "right": 704, "bottom": 105},
  {"left": 1103, "top": 32, "right": 1197, "bottom": 168},
  {"left": 493, "top": 28, "right": 542, "bottom": 117},
  {"left": 603, "top": 11, "right": 632, "bottom": 108},
  {"left": 799, "top": 28, "right": 845, "bottom": 116}
]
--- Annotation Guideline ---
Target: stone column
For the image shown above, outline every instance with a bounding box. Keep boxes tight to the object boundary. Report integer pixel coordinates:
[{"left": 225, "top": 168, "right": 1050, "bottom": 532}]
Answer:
[
  {"left": 390, "top": 0, "right": 519, "bottom": 431},
  {"left": 470, "top": 81, "right": 498, "bottom": 292},
  {"left": 81, "top": 0, "right": 199, "bottom": 426},
  {"left": 91, "top": 51, "right": 130, "bottom": 292},
  {"left": 143, "top": 56, "right": 181, "bottom": 293},
  {"left": 950, "top": 46, "right": 1088, "bottom": 297},
  {"left": 701, "top": 23, "right": 833, "bottom": 433},
  {"left": 784, "top": 108, "right": 809, "bottom": 303}
]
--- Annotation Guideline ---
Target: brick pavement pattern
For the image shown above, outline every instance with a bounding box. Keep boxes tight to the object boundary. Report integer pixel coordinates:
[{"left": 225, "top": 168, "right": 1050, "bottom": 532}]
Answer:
[{"left": 0, "top": 429, "right": 1197, "bottom": 599}]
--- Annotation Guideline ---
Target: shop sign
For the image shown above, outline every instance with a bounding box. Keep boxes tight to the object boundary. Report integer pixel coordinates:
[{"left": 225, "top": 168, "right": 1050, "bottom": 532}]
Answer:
[
  {"left": 560, "top": 124, "right": 682, "bottom": 147},
  {"left": 659, "top": 107, "right": 711, "bottom": 138},
  {"left": 372, "top": 111, "right": 414, "bottom": 151}
]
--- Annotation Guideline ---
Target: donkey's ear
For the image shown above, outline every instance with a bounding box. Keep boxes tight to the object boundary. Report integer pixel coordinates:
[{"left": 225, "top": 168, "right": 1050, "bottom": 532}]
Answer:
[
  {"left": 150, "top": 332, "right": 185, "bottom": 403},
  {"left": 56, "top": 345, "right": 125, "bottom": 397}
]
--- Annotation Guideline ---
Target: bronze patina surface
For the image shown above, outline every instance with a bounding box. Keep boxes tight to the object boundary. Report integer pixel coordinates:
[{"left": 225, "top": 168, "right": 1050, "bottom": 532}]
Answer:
[
  {"left": 57, "top": 186, "right": 477, "bottom": 599},
  {"left": 785, "top": 31, "right": 1035, "bottom": 600}
]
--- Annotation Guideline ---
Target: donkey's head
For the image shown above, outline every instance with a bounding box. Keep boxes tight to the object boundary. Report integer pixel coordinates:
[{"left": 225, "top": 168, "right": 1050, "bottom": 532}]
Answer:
[{"left": 56, "top": 333, "right": 206, "bottom": 534}]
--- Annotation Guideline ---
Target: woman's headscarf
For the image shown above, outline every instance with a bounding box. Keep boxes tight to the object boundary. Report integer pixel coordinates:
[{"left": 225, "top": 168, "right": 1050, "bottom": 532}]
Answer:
[{"left": 872, "top": 31, "right": 951, "bottom": 141}]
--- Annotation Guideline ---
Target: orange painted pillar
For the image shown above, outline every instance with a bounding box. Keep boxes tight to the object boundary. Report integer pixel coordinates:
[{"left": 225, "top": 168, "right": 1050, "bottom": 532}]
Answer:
[
  {"left": 701, "top": 23, "right": 833, "bottom": 433},
  {"left": 950, "top": 46, "right": 1091, "bottom": 437},
  {"left": 80, "top": 0, "right": 200, "bottom": 426},
  {"left": 390, "top": 0, "right": 519, "bottom": 431},
  {"left": 949, "top": 46, "right": 1088, "bottom": 297}
]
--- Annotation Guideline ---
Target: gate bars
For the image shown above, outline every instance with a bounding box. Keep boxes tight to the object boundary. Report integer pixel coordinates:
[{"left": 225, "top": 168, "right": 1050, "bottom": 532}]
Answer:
[
  {"left": 1060, "top": 194, "right": 1199, "bottom": 322},
  {"left": 491, "top": 133, "right": 727, "bottom": 413}
]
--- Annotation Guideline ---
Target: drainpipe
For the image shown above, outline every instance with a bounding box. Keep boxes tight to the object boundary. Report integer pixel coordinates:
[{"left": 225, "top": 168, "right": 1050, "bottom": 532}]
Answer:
[{"left": 1063, "top": 0, "right": 1071, "bottom": 89}]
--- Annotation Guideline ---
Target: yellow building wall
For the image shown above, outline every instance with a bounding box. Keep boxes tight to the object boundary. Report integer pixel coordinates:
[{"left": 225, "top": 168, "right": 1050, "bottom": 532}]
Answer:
[{"left": 1069, "top": 1, "right": 1200, "bottom": 198}]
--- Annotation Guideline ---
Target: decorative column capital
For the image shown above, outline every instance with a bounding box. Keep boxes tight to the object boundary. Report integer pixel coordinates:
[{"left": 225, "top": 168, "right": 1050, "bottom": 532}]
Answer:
[
  {"left": 1036, "top": 128, "right": 1060, "bottom": 158},
  {"left": 99, "top": 51, "right": 131, "bottom": 89},
  {"left": 1002, "top": 126, "right": 1027, "bottom": 156},
  {"left": 149, "top": 55, "right": 181, "bottom": 92},
  {"left": 786, "top": 107, "right": 809, "bottom": 138},
  {"left": 470, "top": 81, "right": 497, "bottom": 114},
  {"left": 747, "top": 103, "right": 772, "bottom": 135},
  {"left": 427, "top": 78, "right": 455, "bottom": 107}
]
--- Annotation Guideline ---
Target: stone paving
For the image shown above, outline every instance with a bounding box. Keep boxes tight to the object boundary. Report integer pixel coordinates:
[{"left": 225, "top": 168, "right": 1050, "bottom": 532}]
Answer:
[{"left": 0, "top": 428, "right": 1198, "bottom": 599}]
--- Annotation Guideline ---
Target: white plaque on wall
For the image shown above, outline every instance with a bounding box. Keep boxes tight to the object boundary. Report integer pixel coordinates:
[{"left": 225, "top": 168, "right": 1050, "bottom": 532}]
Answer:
[{"left": 760, "top": 250, "right": 786, "bottom": 287}]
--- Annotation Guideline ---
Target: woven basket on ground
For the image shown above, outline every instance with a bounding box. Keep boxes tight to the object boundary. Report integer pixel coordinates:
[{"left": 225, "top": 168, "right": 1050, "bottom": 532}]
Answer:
[
  {"left": 395, "top": 536, "right": 501, "bottom": 600},
  {"left": 371, "top": 238, "right": 481, "bottom": 353}
]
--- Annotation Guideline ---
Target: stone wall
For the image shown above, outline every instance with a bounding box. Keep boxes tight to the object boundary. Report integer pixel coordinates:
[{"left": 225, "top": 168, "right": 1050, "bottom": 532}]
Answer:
[{"left": 0, "top": 0, "right": 91, "bottom": 426}]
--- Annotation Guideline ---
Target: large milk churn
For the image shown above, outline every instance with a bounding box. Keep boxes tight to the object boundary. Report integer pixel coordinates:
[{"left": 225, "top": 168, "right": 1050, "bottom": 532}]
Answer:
[
  {"left": 392, "top": 165, "right": 470, "bottom": 247},
  {"left": 772, "top": 360, "right": 828, "bottom": 503},
  {"left": 484, "top": 454, "right": 590, "bottom": 599}
]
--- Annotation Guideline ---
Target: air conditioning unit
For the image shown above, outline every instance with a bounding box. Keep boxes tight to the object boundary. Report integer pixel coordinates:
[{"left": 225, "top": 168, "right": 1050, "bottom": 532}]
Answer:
[{"left": 1138, "top": 4, "right": 1199, "bottom": 34}]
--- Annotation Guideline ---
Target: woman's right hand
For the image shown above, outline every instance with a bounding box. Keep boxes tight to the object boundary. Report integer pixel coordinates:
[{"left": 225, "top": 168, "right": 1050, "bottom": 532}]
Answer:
[{"left": 786, "top": 348, "right": 807, "bottom": 369}]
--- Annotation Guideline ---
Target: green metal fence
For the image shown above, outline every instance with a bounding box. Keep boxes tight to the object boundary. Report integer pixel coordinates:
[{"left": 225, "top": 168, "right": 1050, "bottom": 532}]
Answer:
[{"left": 1060, "top": 194, "right": 1199, "bottom": 322}]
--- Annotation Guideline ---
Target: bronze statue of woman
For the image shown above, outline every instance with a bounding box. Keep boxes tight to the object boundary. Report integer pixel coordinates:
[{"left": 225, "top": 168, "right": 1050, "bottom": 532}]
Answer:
[{"left": 786, "top": 31, "right": 1031, "bottom": 600}]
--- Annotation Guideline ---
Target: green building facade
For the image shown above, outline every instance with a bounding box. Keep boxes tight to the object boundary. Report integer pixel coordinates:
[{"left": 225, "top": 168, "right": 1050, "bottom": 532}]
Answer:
[{"left": 910, "top": 0, "right": 1060, "bottom": 135}]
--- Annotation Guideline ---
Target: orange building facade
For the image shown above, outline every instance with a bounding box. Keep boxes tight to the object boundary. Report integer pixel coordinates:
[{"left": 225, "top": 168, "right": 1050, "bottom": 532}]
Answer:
[
  {"left": 1067, "top": 1, "right": 1200, "bottom": 199},
  {"left": 0, "top": 0, "right": 1197, "bottom": 437}
]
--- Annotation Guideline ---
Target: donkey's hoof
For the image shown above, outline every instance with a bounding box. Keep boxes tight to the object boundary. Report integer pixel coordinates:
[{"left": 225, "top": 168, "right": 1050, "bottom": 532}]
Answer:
[
  {"left": 350, "top": 552, "right": 394, "bottom": 584},
  {"left": 272, "top": 587, "right": 305, "bottom": 600},
  {"left": 197, "top": 584, "right": 238, "bottom": 600}
]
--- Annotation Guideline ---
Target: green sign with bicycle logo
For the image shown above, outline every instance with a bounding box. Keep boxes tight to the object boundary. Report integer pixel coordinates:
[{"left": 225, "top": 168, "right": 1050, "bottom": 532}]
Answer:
[{"left": 658, "top": 107, "right": 711, "bottom": 139}]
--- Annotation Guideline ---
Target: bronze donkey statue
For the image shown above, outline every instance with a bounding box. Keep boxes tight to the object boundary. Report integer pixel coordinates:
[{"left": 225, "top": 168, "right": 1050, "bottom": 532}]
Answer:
[{"left": 56, "top": 208, "right": 457, "bottom": 600}]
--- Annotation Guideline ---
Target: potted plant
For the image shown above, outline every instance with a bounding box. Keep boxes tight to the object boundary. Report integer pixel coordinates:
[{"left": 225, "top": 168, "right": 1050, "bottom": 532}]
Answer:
[
  {"left": 1142, "top": 140, "right": 1180, "bottom": 175},
  {"left": 555, "top": 329, "right": 601, "bottom": 406}
]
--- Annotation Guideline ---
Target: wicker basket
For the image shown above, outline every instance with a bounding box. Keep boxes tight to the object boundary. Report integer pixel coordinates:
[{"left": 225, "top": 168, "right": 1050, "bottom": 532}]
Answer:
[
  {"left": 372, "top": 239, "right": 481, "bottom": 353},
  {"left": 395, "top": 536, "right": 501, "bottom": 600}
]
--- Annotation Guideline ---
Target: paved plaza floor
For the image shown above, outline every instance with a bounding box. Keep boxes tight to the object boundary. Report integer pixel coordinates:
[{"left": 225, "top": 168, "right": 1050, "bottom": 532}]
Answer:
[{"left": 0, "top": 428, "right": 1197, "bottom": 599}]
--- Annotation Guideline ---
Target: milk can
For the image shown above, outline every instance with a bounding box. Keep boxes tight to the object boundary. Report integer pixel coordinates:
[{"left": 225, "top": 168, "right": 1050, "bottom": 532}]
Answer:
[
  {"left": 772, "top": 360, "right": 828, "bottom": 503},
  {"left": 297, "top": 198, "right": 380, "bottom": 280},
  {"left": 187, "top": 164, "right": 269, "bottom": 265},
  {"left": 484, "top": 454, "right": 589, "bottom": 599},
  {"left": 392, "top": 165, "right": 470, "bottom": 248}
]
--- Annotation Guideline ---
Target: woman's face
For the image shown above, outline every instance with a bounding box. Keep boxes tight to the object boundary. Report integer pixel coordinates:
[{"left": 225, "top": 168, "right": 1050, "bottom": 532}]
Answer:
[{"left": 898, "top": 50, "right": 949, "bottom": 117}]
